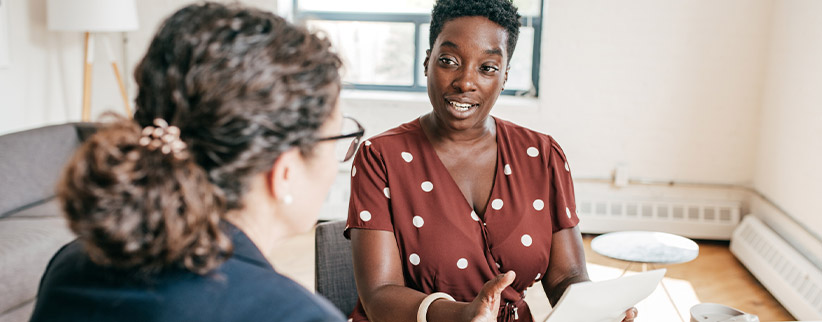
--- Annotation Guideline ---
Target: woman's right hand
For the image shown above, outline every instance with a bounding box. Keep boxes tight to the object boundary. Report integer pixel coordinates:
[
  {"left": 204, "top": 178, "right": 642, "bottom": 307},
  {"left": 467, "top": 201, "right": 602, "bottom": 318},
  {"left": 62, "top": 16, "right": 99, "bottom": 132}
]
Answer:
[{"left": 462, "top": 271, "right": 516, "bottom": 322}]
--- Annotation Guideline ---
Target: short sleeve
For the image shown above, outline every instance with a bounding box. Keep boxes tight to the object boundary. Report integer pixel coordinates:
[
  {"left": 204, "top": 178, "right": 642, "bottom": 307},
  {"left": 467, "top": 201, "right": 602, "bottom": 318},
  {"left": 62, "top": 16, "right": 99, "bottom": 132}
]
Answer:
[
  {"left": 344, "top": 142, "right": 394, "bottom": 238},
  {"left": 549, "top": 140, "right": 580, "bottom": 232}
]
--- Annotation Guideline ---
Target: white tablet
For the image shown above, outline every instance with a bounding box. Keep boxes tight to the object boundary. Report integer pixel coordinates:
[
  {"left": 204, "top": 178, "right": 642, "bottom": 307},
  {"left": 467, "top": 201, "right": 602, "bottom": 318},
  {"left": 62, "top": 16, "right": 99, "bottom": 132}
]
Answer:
[{"left": 544, "top": 269, "right": 666, "bottom": 322}]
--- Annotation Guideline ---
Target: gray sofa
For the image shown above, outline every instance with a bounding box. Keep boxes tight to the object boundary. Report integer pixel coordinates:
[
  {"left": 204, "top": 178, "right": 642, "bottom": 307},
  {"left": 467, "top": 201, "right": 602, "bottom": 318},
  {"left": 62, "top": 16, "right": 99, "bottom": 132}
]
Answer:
[{"left": 0, "top": 123, "right": 96, "bottom": 322}]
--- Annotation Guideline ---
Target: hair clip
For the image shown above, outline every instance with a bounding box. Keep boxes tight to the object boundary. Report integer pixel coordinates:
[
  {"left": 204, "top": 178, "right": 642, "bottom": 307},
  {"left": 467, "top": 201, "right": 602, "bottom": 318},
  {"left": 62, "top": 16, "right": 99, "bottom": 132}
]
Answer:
[{"left": 138, "top": 118, "right": 189, "bottom": 160}]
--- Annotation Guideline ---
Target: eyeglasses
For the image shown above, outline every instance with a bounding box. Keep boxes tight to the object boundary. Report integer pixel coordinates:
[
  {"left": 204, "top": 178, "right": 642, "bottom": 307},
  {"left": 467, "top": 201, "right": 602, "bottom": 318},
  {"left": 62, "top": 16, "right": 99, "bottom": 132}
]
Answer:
[{"left": 317, "top": 115, "right": 365, "bottom": 162}]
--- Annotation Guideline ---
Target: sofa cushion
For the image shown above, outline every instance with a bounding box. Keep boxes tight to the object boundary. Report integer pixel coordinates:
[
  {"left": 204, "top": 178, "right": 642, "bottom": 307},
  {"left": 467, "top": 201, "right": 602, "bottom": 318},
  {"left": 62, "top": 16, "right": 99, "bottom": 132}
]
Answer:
[
  {"left": 0, "top": 124, "right": 84, "bottom": 218},
  {"left": 0, "top": 300, "right": 34, "bottom": 322},
  {"left": 6, "top": 199, "right": 62, "bottom": 219},
  {"left": 0, "top": 201, "right": 75, "bottom": 315}
]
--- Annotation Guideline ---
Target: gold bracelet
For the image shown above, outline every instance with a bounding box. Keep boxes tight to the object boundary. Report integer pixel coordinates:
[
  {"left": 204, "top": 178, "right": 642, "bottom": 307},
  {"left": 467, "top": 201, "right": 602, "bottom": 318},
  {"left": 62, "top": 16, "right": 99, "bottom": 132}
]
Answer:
[{"left": 416, "top": 292, "right": 456, "bottom": 322}]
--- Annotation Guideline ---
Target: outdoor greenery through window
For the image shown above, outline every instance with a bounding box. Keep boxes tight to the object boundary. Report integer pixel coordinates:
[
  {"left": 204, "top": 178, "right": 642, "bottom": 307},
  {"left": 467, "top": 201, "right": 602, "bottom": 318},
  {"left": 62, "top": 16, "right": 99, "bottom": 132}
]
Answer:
[{"left": 293, "top": 0, "right": 543, "bottom": 96}]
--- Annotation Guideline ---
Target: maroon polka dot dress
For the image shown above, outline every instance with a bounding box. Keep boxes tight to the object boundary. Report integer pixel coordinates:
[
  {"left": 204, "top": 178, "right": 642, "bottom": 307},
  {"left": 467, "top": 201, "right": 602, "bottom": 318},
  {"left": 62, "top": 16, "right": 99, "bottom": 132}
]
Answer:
[{"left": 345, "top": 117, "right": 580, "bottom": 322}]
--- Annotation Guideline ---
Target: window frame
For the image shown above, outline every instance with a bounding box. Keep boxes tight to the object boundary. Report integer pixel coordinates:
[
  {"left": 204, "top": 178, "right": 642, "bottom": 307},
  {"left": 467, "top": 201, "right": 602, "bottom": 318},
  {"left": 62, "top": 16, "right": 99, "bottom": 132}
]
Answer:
[{"left": 292, "top": 0, "right": 544, "bottom": 97}]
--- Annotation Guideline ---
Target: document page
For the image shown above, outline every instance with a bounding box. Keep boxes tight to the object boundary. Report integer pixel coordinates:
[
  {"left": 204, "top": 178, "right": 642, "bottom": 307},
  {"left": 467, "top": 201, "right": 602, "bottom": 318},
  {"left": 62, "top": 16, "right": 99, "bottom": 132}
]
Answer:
[{"left": 544, "top": 269, "right": 666, "bottom": 322}]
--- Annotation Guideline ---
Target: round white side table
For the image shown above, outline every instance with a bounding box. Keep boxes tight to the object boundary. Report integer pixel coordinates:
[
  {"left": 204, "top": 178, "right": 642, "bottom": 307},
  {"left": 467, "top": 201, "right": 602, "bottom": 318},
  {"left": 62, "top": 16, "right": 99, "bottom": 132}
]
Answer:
[{"left": 591, "top": 231, "right": 700, "bottom": 322}]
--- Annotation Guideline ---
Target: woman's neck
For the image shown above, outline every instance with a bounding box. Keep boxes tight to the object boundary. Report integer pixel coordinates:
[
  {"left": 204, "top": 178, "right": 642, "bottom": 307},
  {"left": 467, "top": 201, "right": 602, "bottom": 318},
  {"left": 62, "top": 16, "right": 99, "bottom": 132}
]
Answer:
[
  {"left": 224, "top": 176, "right": 290, "bottom": 260},
  {"left": 421, "top": 113, "right": 496, "bottom": 145}
]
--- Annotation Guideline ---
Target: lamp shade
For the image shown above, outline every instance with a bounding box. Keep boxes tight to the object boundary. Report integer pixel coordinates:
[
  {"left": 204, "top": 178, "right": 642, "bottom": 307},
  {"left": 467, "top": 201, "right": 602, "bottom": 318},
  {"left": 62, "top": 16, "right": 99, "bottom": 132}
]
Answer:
[{"left": 47, "top": 0, "right": 139, "bottom": 32}]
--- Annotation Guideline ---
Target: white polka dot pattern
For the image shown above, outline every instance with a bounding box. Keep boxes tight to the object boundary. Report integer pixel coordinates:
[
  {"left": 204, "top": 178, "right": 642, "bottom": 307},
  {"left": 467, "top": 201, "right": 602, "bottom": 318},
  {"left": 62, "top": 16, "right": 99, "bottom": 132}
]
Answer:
[
  {"left": 345, "top": 120, "right": 579, "bottom": 304},
  {"left": 533, "top": 199, "right": 544, "bottom": 211},
  {"left": 401, "top": 152, "right": 413, "bottom": 162},
  {"left": 491, "top": 199, "right": 503, "bottom": 210},
  {"left": 413, "top": 216, "right": 424, "bottom": 228},
  {"left": 521, "top": 234, "right": 533, "bottom": 247},
  {"left": 360, "top": 210, "right": 372, "bottom": 222},
  {"left": 421, "top": 181, "right": 433, "bottom": 192},
  {"left": 410, "top": 253, "right": 420, "bottom": 266}
]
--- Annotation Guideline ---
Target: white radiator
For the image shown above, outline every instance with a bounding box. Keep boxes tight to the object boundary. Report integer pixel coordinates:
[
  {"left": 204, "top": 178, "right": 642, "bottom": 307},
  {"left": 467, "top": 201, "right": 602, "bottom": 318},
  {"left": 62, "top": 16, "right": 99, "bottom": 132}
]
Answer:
[
  {"left": 730, "top": 216, "right": 822, "bottom": 320},
  {"left": 577, "top": 197, "right": 741, "bottom": 240}
]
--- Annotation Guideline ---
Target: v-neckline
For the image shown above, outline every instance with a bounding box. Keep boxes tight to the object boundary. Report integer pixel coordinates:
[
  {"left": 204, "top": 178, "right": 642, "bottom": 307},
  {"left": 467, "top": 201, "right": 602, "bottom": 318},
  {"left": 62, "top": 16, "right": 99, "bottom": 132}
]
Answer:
[{"left": 415, "top": 117, "right": 503, "bottom": 220}]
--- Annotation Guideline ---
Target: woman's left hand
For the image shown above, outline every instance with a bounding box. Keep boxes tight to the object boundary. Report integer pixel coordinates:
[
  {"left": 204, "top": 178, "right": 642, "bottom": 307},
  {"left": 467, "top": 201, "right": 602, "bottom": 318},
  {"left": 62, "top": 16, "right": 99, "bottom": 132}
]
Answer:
[{"left": 621, "top": 307, "right": 638, "bottom": 322}]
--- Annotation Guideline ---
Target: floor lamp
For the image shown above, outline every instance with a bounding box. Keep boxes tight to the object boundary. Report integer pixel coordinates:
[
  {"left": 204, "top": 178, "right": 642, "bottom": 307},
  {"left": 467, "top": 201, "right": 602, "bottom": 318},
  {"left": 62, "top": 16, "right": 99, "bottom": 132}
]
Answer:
[{"left": 46, "top": 0, "right": 139, "bottom": 122}]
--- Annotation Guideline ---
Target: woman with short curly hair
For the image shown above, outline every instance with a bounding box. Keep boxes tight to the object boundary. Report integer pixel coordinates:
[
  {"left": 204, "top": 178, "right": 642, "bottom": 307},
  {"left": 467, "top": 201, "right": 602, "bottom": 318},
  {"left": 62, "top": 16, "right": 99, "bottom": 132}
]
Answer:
[
  {"left": 346, "top": 0, "right": 637, "bottom": 321},
  {"left": 30, "top": 3, "right": 353, "bottom": 321}
]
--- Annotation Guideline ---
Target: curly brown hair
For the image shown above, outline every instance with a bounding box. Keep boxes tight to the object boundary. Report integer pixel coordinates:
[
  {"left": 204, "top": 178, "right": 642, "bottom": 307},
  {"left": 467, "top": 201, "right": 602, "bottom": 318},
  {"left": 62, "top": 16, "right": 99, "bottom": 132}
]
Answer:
[
  {"left": 429, "top": 0, "right": 521, "bottom": 62},
  {"left": 58, "top": 2, "right": 342, "bottom": 275}
]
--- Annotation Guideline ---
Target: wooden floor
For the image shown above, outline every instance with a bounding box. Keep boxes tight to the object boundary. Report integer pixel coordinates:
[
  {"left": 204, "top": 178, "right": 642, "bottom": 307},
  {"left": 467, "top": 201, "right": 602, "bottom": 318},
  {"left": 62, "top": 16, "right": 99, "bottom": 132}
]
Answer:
[
  {"left": 266, "top": 229, "right": 795, "bottom": 321},
  {"left": 580, "top": 234, "right": 794, "bottom": 321}
]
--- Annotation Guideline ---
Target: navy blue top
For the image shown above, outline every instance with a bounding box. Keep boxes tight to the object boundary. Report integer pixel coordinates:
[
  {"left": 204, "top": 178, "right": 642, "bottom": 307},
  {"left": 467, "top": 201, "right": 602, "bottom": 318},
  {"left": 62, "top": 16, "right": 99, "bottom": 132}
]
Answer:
[{"left": 30, "top": 223, "right": 345, "bottom": 322}]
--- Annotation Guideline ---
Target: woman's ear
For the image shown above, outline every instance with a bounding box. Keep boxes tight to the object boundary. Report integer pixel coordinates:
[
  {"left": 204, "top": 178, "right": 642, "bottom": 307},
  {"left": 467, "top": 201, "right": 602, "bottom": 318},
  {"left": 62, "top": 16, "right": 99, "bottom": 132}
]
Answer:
[
  {"left": 267, "top": 148, "right": 301, "bottom": 205},
  {"left": 503, "top": 64, "right": 510, "bottom": 91},
  {"left": 423, "top": 49, "right": 431, "bottom": 77}
]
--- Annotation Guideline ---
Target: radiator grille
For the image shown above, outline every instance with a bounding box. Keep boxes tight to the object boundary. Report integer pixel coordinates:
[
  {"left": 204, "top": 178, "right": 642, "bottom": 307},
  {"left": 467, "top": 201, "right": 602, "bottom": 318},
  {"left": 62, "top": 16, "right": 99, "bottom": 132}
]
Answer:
[
  {"left": 731, "top": 216, "right": 822, "bottom": 319},
  {"left": 578, "top": 198, "right": 741, "bottom": 240},
  {"left": 579, "top": 199, "right": 739, "bottom": 223}
]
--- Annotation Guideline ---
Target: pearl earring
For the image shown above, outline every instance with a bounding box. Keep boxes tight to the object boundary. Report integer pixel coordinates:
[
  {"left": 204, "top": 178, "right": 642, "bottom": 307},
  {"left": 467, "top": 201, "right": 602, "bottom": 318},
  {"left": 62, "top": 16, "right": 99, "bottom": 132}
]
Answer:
[{"left": 282, "top": 194, "right": 293, "bottom": 205}]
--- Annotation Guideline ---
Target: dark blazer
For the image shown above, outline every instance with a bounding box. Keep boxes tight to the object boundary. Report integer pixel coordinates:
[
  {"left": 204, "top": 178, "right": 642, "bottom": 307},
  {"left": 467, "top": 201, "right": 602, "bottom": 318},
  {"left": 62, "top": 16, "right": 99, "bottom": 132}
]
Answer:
[{"left": 30, "top": 223, "right": 345, "bottom": 322}]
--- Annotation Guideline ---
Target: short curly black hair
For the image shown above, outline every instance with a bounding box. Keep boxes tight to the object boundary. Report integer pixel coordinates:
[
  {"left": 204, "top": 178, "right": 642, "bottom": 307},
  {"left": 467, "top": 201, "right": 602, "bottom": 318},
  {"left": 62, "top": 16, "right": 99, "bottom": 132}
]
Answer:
[{"left": 429, "top": 0, "right": 522, "bottom": 63}]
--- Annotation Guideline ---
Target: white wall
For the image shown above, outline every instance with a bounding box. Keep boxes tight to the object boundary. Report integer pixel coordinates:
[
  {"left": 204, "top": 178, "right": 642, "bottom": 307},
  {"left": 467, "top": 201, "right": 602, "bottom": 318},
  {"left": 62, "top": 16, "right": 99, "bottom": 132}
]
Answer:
[
  {"left": 537, "top": 0, "right": 772, "bottom": 184},
  {"left": 0, "top": 0, "right": 277, "bottom": 136},
  {"left": 0, "top": 0, "right": 76, "bottom": 134},
  {"left": 753, "top": 0, "right": 822, "bottom": 256},
  {"left": 0, "top": 0, "right": 128, "bottom": 135}
]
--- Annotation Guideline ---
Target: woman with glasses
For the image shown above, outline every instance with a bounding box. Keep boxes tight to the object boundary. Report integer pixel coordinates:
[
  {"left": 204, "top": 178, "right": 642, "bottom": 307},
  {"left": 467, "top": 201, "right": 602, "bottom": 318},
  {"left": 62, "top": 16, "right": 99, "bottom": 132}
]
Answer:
[
  {"left": 345, "top": 0, "right": 637, "bottom": 321},
  {"left": 30, "top": 3, "right": 353, "bottom": 322}
]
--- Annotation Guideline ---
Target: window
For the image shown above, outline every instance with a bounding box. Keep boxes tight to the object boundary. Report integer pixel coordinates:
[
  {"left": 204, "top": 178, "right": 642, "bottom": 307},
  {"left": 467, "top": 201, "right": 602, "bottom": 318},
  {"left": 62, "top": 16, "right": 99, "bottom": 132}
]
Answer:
[{"left": 292, "top": 0, "right": 544, "bottom": 96}]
